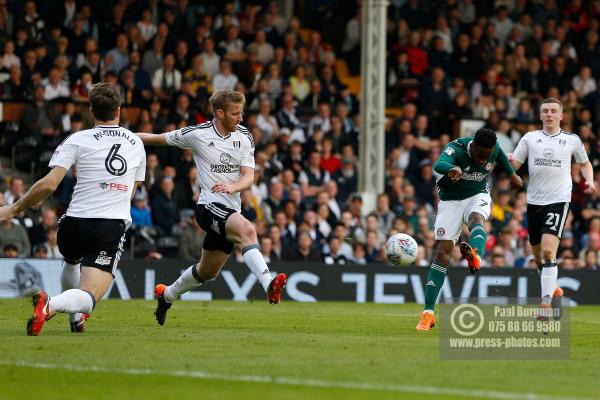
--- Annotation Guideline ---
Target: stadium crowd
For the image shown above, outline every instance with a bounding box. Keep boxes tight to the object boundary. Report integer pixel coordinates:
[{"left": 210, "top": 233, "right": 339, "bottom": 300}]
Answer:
[{"left": 0, "top": 0, "right": 599, "bottom": 270}]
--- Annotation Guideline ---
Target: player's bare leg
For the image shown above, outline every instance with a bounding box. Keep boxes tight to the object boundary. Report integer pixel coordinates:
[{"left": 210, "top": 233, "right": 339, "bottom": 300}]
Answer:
[
  {"left": 459, "top": 212, "right": 485, "bottom": 274},
  {"left": 156, "top": 249, "right": 229, "bottom": 325},
  {"left": 225, "top": 212, "right": 286, "bottom": 304},
  {"left": 416, "top": 240, "right": 452, "bottom": 331},
  {"left": 28, "top": 267, "right": 112, "bottom": 336}
]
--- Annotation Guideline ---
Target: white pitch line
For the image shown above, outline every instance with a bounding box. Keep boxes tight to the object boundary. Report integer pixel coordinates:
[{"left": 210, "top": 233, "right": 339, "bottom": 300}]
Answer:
[{"left": 0, "top": 361, "right": 594, "bottom": 400}]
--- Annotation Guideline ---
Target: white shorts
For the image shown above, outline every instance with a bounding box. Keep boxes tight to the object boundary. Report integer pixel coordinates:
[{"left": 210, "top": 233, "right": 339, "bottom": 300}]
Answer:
[{"left": 434, "top": 192, "right": 491, "bottom": 244}]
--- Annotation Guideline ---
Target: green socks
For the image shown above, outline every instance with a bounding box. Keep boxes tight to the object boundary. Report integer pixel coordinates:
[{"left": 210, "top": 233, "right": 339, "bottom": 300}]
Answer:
[
  {"left": 424, "top": 262, "right": 447, "bottom": 312},
  {"left": 468, "top": 223, "right": 487, "bottom": 255}
]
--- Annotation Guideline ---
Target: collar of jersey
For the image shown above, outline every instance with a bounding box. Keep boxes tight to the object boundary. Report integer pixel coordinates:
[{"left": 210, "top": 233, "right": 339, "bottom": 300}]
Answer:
[
  {"left": 96, "top": 125, "right": 120, "bottom": 128},
  {"left": 212, "top": 119, "right": 232, "bottom": 139},
  {"left": 541, "top": 129, "right": 563, "bottom": 137}
]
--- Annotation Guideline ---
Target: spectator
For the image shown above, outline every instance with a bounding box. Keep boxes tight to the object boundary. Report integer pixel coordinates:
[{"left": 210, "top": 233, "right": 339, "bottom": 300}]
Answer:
[
  {"left": 43, "top": 67, "right": 69, "bottom": 100},
  {"left": 200, "top": 36, "right": 220, "bottom": 78},
  {"left": 4, "top": 177, "right": 25, "bottom": 205},
  {"left": 298, "top": 150, "right": 330, "bottom": 206},
  {"left": 319, "top": 138, "right": 341, "bottom": 175},
  {"left": 219, "top": 24, "right": 246, "bottom": 63},
  {"left": 331, "top": 157, "right": 358, "bottom": 205},
  {"left": 364, "top": 230, "right": 384, "bottom": 263},
  {"left": 16, "top": 1, "right": 45, "bottom": 42},
  {"left": 28, "top": 208, "right": 56, "bottom": 247},
  {"left": 178, "top": 217, "right": 204, "bottom": 261},
  {"left": 33, "top": 244, "right": 48, "bottom": 258},
  {"left": 152, "top": 53, "right": 181, "bottom": 102},
  {"left": 0, "top": 215, "right": 31, "bottom": 257},
  {"left": 1, "top": 40, "right": 20, "bottom": 70},
  {"left": 143, "top": 37, "right": 165, "bottom": 78},
  {"left": 1, "top": 65, "right": 26, "bottom": 100},
  {"left": 256, "top": 99, "right": 279, "bottom": 143},
  {"left": 137, "top": 8, "right": 157, "bottom": 43},
  {"left": 276, "top": 93, "right": 305, "bottom": 143},
  {"left": 290, "top": 64, "right": 310, "bottom": 102},
  {"left": 150, "top": 176, "right": 179, "bottom": 236},
  {"left": 323, "top": 236, "right": 348, "bottom": 265},
  {"left": 131, "top": 192, "right": 153, "bottom": 228},
  {"left": 184, "top": 54, "right": 212, "bottom": 101},
  {"left": 43, "top": 227, "right": 62, "bottom": 259},
  {"left": 3, "top": 243, "right": 18, "bottom": 258},
  {"left": 212, "top": 59, "right": 238, "bottom": 91},
  {"left": 106, "top": 33, "right": 130, "bottom": 74},
  {"left": 120, "top": 68, "right": 145, "bottom": 107},
  {"left": 285, "top": 231, "right": 322, "bottom": 261}
]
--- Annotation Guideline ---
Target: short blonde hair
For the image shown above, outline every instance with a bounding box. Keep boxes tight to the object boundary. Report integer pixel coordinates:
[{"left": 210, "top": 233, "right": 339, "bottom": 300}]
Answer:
[
  {"left": 209, "top": 90, "right": 245, "bottom": 113},
  {"left": 540, "top": 97, "right": 563, "bottom": 111}
]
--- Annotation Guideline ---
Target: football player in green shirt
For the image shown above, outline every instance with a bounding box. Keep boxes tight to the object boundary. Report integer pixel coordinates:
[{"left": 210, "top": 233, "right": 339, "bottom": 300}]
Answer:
[{"left": 416, "top": 128, "right": 523, "bottom": 330}]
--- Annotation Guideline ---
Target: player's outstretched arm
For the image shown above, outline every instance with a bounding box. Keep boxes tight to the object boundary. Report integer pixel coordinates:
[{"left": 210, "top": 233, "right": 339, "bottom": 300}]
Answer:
[
  {"left": 0, "top": 167, "right": 67, "bottom": 222},
  {"left": 136, "top": 132, "right": 167, "bottom": 146},
  {"left": 212, "top": 166, "right": 254, "bottom": 194}
]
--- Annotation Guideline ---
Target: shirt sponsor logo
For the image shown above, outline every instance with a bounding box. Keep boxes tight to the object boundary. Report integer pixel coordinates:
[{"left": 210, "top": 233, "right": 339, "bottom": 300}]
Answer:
[
  {"left": 461, "top": 172, "right": 487, "bottom": 181},
  {"left": 533, "top": 158, "right": 562, "bottom": 167},
  {"left": 99, "top": 182, "right": 129, "bottom": 192},
  {"left": 210, "top": 164, "right": 240, "bottom": 173}
]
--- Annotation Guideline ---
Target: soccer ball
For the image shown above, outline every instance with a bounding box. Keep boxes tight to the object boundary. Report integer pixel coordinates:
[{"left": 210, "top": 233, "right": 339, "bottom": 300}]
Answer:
[{"left": 385, "top": 233, "right": 418, "bottom": 266}]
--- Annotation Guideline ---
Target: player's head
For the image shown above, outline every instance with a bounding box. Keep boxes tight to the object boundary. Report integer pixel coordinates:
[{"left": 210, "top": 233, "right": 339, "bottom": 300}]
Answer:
[
  {"left": 471, "top": 128, "right": 496, "bottom": 166},
  {"left": 539, "top": 97, "right": 564, "bottom": 130},
  {"left": 210, "top": 89, "right": 245, "bottom": 133},
  {"left": 89, "top": 82, "right": 121, "bottom": 122}
]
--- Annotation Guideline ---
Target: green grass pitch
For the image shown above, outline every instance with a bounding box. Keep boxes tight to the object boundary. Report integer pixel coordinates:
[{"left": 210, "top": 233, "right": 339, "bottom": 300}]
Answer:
[{"left": 0, "top": 299, "right": 599, "bottom": 400}]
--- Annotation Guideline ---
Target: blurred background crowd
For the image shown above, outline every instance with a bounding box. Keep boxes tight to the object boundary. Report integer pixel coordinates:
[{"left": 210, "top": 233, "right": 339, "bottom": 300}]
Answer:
[{"left": 0, "top": 0, "right": 599, "bottom": 270}]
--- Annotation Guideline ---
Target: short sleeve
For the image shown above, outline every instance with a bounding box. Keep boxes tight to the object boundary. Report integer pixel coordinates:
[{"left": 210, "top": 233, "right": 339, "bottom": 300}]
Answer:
[
  {"left": 135, "top": 146, "right": 147, "bottom": 181},
  {"left": 49, "top": 139, "right": 78, "bottom": 170},
  {"left": 512, "top": 134, "right": 529, "bottom": 163},
  {"left": 164, "top": 126, "right": 196, "bottom": 149},
  {"left": 573, "top": 136, "right": 589, "bottom": 163},
  {"left": 240, "top": 133, "right": 255, "bottom": 169}
]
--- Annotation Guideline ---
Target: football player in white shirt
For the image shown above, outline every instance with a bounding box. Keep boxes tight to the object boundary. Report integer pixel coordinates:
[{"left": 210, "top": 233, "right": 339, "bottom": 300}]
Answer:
[
  {"left": 509, "top": 98, "right": 596, "bottom": 318},
  {"left": 0, "top": 83, "right": 146, "bottom": 335},
  {"left": 137, "top": 90, "right": 286, "bottom": 325}
]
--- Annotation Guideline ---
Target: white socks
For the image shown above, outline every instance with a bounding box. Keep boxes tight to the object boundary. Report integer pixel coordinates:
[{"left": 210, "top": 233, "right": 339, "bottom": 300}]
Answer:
[
  {"left": 163, "top": 245, "right": 272, "bottom": 303},
  {"left": 540, "top": 263, "right": 558, "bottom": 305},
  {"left": 49, "top": 289, "right": 95, "bottom": 314},
  {"left": 60, "top": 261, "right": 83, "bottom": 322},
  {"left": 164, "top": 265, "right": 204, "bottom": 303},
  {"left": 243, "top": 245, "right": 272, "bottom": 292}
]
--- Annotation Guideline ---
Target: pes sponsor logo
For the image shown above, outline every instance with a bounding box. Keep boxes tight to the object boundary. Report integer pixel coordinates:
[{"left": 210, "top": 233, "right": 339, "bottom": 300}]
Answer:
[{"left": 99, "top": 182, "right": 129, "bottom": 192}]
